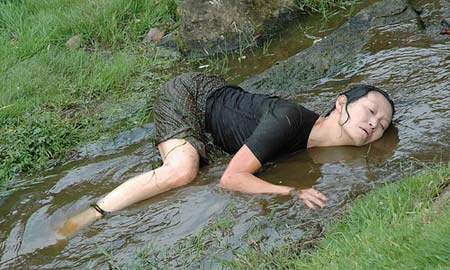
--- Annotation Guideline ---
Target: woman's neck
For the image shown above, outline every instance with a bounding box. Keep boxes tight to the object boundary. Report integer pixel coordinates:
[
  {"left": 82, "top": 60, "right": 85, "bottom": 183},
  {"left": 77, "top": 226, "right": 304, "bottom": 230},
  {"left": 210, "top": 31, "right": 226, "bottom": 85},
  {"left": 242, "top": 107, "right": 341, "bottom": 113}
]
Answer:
[{"left": 307, "top": 114, "right": 352, "bottom": 148}]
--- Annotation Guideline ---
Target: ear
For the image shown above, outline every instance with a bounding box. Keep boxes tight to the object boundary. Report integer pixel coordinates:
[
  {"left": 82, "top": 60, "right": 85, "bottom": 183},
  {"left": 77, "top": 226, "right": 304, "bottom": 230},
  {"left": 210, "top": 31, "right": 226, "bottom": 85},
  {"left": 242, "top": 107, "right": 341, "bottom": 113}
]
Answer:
[{"left": 335, "top": 95, "right": 347, "bottom": 113}]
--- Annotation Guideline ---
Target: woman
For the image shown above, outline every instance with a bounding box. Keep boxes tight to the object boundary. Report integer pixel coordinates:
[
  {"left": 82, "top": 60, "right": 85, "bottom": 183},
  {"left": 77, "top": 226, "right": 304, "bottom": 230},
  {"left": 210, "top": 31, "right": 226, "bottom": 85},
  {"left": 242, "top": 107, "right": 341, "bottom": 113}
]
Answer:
[{"left": 58, "top": 72, "right": 395, "bottom": 237}]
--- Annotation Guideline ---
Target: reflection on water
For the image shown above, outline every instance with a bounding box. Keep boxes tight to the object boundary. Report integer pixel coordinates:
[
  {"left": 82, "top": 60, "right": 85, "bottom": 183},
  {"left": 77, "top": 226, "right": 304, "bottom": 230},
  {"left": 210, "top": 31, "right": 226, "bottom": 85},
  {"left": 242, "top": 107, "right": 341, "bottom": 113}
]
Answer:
[{"left": 1, "top": 10, "right": 450, "bottom": 270}]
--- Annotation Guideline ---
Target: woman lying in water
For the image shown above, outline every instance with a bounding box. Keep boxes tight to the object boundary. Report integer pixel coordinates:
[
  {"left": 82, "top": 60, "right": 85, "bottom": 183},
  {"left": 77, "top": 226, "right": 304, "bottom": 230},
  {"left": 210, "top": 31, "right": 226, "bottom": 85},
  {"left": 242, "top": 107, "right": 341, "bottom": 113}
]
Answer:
[{"left": 57, "top": 72, "right": 395, "bottom": 238}]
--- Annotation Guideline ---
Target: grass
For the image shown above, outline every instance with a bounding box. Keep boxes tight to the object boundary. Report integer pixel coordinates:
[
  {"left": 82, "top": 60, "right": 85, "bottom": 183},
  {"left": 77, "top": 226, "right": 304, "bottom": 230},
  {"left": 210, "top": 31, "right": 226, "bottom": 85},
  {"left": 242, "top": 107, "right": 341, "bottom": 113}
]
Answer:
[
  {"left": 221, "top": 164, "right": 450, "bottom": 270},
  {"left": 0, "top": 0, "right": 179, "bottom": 186},
  {"left": 294, "top": 0, "right": 358, "bottom": 18},
  {"left": 1, "top": 0, "right": 357, "bottom": 189}
]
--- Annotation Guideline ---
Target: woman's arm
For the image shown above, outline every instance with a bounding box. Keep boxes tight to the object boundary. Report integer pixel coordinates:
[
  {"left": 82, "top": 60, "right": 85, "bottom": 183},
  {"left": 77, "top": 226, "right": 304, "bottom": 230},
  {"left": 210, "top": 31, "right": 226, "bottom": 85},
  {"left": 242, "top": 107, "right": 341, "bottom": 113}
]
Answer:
[
  {"left": 219, "top": 144, "right": 327, "bottom": 208},
  {"left": 219, "top": 144, "right": 291, "bottom": 194}
]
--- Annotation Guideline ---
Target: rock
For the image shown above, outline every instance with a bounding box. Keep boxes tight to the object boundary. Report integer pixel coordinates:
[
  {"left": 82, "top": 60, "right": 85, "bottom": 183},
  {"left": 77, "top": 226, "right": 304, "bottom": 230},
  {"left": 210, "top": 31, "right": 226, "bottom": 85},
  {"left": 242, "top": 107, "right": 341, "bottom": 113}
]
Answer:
[
  {"left": 432, "top": 178, "right": 450, "bottom": 211},
  {"left": 178, "top": 0, "right": 298, "bottom": 56},
  {"left": 65, "top": 34, "right": 82, "bottom": 49},
  {"left": 145, "top": 45, "right": 181, "bottom": 61},
  {"left": 239, "top": 0, "right": 419, "bottom": 95},
  {"left": 153, "top": 46, "right": 181, "bottom": 59},
  {"left": 441, "top": 19, "right": 450, "bottom": 34},
  {"left": 144, "top": 28, "right": 165, "bottom": 43},
  {"left": 158, "top": 32, "right": 178, "bottom": 49},
  {"left": 410, "top": 0, "right": 450, "bottom": 41}
]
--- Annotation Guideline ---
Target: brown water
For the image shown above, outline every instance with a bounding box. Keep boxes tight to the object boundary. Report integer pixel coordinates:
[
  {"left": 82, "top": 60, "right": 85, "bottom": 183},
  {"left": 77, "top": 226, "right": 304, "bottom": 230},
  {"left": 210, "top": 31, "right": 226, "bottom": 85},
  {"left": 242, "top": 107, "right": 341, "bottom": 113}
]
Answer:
[{"left": 1, "top": 5, "right": 450, "bottom": 270}]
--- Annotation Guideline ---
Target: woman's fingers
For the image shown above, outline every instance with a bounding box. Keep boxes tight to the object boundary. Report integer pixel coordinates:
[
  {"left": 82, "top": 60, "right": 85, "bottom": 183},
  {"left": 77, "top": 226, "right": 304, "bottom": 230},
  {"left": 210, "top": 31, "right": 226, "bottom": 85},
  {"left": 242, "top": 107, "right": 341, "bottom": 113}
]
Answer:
[
  {"left": 301, "top": 193, "right": 325, "bottom": 208},
  {"left": 299, "top": 188, "right": 327, "bottom": 209},
  {"left": 302, "top": 198, "right": 316, "bottom": 209}
]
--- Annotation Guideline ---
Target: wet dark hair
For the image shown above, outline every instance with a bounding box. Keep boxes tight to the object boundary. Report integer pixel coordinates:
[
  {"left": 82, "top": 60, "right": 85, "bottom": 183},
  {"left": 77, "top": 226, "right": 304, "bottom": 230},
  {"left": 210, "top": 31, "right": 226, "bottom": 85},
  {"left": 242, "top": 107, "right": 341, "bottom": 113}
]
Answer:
[{"left": 325, "top": 84, "right": 395, "bottom": 126}]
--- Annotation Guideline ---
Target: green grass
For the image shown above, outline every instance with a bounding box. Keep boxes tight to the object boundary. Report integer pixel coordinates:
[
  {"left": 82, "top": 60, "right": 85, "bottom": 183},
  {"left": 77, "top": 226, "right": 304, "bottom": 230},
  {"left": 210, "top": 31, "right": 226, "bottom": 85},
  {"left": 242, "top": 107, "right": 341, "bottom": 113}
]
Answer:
[
  {"left": 222, "top": 164, "right": 450, "bottom": 270},
  {"left": 0, "top": 0, "right": 178, "bottom": 117},
  {"left": 0, "top": 0, "right": 179, "bottom": 186},
  {"left": 295, "top": 0, "right": 357, "bottom": 18}
]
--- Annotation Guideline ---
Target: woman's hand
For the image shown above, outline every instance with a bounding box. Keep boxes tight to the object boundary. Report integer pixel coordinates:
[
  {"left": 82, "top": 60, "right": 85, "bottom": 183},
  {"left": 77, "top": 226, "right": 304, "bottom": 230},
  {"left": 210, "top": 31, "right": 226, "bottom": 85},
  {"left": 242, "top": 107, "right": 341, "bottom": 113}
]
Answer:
[{"left": 298, "top": 188, "right": 327, "bottom": 209}]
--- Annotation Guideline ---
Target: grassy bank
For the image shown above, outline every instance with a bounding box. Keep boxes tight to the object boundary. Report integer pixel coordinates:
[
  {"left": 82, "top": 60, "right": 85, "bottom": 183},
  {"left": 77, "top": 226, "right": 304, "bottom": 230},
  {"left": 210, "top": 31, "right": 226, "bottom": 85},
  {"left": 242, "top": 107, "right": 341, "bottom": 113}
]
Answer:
[
  {"left": 221, "top": 164, "right": 450, "bottom": 269},
  {"left": 0, "top": 0, "right": 179, "bottom": 187},
  {"left": 0, "top": 0, "right": 356, "bottom": 189}
]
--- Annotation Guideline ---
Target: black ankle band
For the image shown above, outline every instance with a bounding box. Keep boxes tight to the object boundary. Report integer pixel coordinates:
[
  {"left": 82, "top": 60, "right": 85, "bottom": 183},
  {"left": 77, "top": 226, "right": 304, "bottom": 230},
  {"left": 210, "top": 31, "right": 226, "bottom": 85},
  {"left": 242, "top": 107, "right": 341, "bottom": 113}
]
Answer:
[{"left": 90, "top": 203, "right": 109, "bottom": 217}]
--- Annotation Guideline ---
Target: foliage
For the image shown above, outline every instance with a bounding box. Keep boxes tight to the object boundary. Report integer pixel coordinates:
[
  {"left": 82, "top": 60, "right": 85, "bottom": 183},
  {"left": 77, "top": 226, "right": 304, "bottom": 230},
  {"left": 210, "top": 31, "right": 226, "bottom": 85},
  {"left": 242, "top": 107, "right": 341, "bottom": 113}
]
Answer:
[
  {"left": 0, "top": 0, "right": 179, "bottom": 186},
  {"left": 0, "top": 111, "right": 81, "bottom": 182}
]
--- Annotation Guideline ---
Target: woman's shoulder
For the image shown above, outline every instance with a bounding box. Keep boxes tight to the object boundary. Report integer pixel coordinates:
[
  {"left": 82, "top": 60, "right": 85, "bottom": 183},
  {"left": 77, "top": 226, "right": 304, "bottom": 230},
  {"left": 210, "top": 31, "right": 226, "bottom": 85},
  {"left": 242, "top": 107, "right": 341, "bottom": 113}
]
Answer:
[
  {"left": 270, "top": 100, "right": 318, "bottom": 123},
  {"left": 271, "top": 99, "right": 303, "bottom": 114}
]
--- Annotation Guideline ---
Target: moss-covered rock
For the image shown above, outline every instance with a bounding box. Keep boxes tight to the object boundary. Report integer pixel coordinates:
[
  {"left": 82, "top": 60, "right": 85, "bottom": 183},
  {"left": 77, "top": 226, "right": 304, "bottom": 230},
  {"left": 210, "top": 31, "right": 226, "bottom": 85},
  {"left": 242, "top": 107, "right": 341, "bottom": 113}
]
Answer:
[
  {"left": 178, "top": 0, "right": 297, "bottom": 56},
  {"left": 239, "top": 0, "right": 419, "bottom": 95},
  {"left": 411, "top": 0, "right": 450, "bottom": 41}
]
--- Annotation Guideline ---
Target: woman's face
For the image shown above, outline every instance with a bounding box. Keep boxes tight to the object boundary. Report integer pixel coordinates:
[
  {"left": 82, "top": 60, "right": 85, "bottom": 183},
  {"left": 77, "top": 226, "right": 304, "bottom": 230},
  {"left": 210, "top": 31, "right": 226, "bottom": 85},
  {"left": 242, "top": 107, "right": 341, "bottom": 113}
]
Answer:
[{"left": 338, "top": 91, "right": 393, "bottom": 146}]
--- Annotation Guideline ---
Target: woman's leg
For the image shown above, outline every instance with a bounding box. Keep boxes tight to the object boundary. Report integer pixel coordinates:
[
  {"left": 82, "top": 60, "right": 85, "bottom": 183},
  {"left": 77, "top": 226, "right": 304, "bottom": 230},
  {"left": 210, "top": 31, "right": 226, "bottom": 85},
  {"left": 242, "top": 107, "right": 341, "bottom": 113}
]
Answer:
[
  {"left": 56, "top": 139, "right": 199, "bottom": 238},
  {"left": 96, "top": 138, "right": 200, "bottom": 212}
]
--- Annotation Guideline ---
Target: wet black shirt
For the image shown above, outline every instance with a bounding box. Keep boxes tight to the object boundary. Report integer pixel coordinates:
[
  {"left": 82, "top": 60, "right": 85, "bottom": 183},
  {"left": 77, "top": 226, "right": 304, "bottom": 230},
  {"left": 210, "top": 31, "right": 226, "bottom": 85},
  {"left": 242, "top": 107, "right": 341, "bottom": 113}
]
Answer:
[{"left": 205, "top": 85, "right": 319, "bottom": 165}]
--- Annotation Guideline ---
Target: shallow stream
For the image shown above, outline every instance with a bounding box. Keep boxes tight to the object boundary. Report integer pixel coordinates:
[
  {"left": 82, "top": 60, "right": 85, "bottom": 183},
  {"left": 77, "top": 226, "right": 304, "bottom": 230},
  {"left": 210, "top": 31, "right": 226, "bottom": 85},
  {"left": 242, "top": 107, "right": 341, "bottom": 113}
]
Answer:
[{"left": 1, "top": 1, "right": 449, "bottom": 269}]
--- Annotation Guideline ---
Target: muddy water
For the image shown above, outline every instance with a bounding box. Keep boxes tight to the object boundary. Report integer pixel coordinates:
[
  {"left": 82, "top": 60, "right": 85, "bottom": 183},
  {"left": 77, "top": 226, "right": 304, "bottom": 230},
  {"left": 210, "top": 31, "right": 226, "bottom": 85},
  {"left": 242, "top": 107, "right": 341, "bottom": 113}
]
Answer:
[{"left": 1, "top": 8, "right": 450, "bottom": 270}]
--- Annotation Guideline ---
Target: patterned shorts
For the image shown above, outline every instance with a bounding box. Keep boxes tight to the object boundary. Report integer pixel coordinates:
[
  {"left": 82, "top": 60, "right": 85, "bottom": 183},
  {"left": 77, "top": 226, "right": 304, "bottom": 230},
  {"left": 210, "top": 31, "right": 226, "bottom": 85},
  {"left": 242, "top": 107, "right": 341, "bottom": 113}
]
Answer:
[{"left": 153, "top": 72, "right": 228, "bottom": 164}]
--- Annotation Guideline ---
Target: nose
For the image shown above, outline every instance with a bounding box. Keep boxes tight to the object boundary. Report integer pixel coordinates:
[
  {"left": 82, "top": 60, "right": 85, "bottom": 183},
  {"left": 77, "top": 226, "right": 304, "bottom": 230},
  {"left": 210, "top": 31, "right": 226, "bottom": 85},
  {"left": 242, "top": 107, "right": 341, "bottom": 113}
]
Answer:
[{"left": 369, "top": 119, "right": 378, "bottom": 130}]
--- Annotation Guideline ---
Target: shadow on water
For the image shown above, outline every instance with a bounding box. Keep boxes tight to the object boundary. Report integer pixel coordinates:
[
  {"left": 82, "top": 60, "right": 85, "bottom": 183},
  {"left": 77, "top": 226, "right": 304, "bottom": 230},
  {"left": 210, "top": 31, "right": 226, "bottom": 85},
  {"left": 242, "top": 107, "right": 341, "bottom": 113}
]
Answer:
[{"left": 1, "top": 2, "right": 450, "bottom": 270}]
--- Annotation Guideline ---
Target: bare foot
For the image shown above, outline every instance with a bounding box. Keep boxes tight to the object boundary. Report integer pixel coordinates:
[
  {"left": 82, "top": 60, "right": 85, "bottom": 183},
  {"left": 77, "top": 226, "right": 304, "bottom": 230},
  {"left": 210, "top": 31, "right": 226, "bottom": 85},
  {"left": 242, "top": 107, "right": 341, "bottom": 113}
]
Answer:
[{"left": 55, "top": 207, "right": 101, "bottom": 240}]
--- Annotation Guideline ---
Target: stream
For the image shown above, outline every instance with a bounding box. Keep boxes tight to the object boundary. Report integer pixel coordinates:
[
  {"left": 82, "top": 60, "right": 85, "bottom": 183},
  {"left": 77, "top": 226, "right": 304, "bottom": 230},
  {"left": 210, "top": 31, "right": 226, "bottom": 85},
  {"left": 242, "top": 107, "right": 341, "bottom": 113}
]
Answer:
[{"left": 0, "top": 1, "right": 449, "bottom": 269}]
